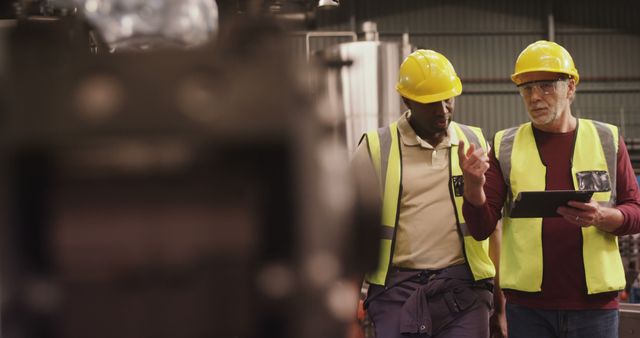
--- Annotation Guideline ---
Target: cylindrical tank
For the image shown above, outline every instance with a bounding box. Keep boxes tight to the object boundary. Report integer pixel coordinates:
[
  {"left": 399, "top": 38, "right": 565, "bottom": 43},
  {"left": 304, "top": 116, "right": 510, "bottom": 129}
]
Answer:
[{"left": 319, "top": 41, "right": 404, "bottom": 154}]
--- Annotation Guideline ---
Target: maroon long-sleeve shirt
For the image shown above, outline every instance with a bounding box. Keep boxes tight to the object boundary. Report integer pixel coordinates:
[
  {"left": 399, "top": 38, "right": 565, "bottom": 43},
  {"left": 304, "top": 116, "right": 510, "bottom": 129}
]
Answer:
[{"left": 463, "top": 126, "right": 640, "bottom": 310}]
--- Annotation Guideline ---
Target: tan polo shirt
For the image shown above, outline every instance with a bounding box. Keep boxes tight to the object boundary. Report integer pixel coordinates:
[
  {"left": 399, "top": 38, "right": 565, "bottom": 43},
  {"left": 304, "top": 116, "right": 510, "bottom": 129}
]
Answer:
[
  {"left": 394, "top": 111, "right": 465, "bottom": 269},
  {"left": 352, "top": 111, "right": 465, "bottom": 270}
]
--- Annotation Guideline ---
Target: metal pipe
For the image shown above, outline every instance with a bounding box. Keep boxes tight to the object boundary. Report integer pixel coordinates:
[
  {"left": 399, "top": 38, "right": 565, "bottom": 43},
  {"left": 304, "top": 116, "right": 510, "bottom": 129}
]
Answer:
[
  {"left": 547, "top": 12, "right": 555, "bottom": 42},
  {"left": 401, "top": 32, "right": 413, "bottom": 58},
  {"left": 362, "top": 21, "right": 378, "bottom": 42},
  {"left": 463, "top": 88, "right": 640, "bottom": 95},
  {"left": 376, "top": 28, "right": 621, "bottom": 37},
  {"left": 621, "top": 106, "right": 626, "bottom": 137},
  {"left": 301, "top": 31, "right": 357, "bottom": 61},
  {"left": 461, "top": 77, "right": 640, "bottom": 84},
  {"left": 379, "top": 30, "right": 543, "bottom": 37}
]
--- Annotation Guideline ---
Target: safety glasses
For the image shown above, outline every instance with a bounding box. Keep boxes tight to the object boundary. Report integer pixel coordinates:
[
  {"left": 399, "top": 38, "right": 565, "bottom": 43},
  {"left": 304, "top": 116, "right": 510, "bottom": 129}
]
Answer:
[{"left": 517, "top": 78, "right": 568, "bottom": 98}]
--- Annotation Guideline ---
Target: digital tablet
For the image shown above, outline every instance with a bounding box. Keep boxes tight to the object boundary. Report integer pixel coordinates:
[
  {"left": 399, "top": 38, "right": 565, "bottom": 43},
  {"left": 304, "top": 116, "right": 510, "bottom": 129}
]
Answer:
[{"left": 509, "top": 190, "right": 595, "bottom": 218}]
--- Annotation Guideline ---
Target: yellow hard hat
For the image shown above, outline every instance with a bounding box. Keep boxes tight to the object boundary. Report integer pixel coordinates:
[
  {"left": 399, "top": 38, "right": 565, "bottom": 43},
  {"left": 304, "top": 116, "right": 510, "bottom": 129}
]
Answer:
[
  {"left": 396, "top": 49, "right": 462, "bottom": 104},
  {"left": 511, "top": 40, "right": 579, "bottom": 85}
]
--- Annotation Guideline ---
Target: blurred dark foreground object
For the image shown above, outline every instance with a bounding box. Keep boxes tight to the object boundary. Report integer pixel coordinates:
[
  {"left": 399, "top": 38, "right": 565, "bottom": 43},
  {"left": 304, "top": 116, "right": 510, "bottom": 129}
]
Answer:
[{"left": 0, "top": 14, "right": 379, "bottom": 338}]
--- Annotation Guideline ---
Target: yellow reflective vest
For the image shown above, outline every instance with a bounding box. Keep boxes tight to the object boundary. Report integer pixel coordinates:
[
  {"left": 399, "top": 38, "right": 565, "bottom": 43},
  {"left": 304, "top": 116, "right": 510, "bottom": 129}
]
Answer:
[
  {"left": 494, "top": 119, "right": 625, "bottom": 294},
  {"left": 362, "top": 121, "right": 496, "bottom": 286}
]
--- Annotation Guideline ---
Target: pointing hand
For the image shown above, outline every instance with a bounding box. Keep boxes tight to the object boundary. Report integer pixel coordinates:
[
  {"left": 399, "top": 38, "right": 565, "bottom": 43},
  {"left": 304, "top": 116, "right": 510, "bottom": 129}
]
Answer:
[{"left": 458, "top": 140, "right": 489, "bottom": 205}]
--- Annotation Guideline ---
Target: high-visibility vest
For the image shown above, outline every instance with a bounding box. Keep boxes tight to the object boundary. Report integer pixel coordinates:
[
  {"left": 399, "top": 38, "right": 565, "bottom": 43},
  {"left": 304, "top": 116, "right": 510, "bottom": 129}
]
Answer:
[
  {"left": 362, "top": 121, "right": 496, "bottom": 286},
  {"left": 495, "top": 119, "right": 625, "bottom": 294}
]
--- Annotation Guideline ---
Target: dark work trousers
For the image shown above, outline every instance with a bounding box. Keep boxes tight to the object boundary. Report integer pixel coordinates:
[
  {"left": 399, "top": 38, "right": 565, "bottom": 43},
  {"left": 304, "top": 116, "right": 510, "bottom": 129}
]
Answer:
[
  {"left": 506, "top": 303, "right": 619, "bottom": 338},
  {"left": 365, "top": 264, "right": 493, "bottom": 338}
]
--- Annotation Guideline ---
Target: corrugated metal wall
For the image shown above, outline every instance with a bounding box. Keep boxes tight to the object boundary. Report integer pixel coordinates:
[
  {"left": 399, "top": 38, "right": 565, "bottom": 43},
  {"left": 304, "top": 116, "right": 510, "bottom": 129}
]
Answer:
[{"left": 289, "top": 0, "right": 640, "bottom": 139}]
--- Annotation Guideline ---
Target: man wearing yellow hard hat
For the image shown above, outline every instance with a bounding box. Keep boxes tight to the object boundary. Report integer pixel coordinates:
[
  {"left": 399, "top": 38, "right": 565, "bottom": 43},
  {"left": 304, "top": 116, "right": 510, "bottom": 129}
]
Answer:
[
  {"left": 352, "top": 49, "right": 500, "bottom": 338},
  {"left": 461, "top": 40, "right": 640, "bottom": 337}
]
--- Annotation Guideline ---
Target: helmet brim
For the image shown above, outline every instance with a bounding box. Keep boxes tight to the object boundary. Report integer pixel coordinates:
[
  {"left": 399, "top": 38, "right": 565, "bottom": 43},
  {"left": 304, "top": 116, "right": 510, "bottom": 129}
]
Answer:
[{"left": 397, "top": 78, "right": 462, "bottom": 104}]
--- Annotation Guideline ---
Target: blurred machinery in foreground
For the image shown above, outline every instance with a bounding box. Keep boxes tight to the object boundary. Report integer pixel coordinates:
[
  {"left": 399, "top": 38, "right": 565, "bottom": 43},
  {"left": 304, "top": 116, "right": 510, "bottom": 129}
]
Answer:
[{"left": 0, "top": 6, "right": 379, "bottom": 338}]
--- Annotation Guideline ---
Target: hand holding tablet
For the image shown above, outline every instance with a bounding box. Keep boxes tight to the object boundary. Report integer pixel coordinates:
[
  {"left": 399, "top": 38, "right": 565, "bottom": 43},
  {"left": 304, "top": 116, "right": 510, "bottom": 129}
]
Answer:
[{"left": 509, "top": 190, "right": 595, "bottom": 218}]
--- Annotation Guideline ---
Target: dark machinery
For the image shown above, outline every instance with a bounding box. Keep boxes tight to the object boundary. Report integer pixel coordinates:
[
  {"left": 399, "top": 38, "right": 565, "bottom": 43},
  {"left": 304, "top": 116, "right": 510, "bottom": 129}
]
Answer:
[{"left": 0, "top": 7, "right": 378, "bottom": 338}]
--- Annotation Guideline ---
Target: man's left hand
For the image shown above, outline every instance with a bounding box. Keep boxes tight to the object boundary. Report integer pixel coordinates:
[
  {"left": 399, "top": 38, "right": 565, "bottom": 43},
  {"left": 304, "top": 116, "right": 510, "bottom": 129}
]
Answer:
[
  {"left": 557, "top": 200, "right": 623, "bottom": 233},
  {"left": 490, "top": 309, "right": 508, "bottom": 338}
]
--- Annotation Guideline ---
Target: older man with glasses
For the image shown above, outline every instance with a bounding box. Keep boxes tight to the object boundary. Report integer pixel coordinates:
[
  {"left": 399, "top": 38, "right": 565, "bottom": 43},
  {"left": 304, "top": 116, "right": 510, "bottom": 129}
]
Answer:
[{"left": 458, "top": 40, "right": 640, "bottom": 338}]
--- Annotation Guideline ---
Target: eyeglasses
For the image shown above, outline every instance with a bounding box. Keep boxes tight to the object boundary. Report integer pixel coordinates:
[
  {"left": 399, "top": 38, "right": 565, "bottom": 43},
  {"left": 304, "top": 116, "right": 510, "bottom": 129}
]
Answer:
[{"left": 517, "top": 78, "right": 568, "bottom": 98}]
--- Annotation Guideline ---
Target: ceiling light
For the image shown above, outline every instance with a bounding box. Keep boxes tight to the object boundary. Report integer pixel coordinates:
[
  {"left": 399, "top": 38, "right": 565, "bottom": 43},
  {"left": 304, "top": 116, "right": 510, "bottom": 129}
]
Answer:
[{"left": 318, "top": 0, "right": 339, "bottom": 9}]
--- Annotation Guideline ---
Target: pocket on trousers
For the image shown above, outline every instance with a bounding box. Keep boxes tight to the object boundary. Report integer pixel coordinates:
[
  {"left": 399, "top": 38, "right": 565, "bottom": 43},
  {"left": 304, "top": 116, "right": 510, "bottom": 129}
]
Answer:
[
  {"left": 476, "top": 288, "right": 493, "bottom": 310},
  {"left": 444, "top": 287, "right": 478, "bottom": 314},
  {"left": 426, "top": 287, "right": 480, "bottom": 335}
]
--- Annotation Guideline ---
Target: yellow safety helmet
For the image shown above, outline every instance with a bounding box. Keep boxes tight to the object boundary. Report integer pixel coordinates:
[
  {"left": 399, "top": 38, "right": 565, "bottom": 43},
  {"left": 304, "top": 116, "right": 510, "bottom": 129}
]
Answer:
[
  {"left": 511, "top": 40, "right": 579, "bottom": 85},
  {"left": 396, "top": 49, "right": 462, "bottom": 104}
]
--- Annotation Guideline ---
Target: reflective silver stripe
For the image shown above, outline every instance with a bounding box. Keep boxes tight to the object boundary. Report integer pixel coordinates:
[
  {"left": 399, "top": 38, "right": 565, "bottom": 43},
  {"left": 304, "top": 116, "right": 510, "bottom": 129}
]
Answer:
[
  {"left": 379, "top": 225, "right": 395, "bottom": 240},
  {"left": 378, "top": 126, "right": 392, "bottom": 191},
  {"left": 498, "top": 127, "right": 519, "bottom": 213},
  {"left": 377, "top": 126, "right": 399, "bottom": 237},
  {"left": 498, "top": 127, "right": 518, "bottom": 189},
  {"left": 457, "top": 124, "right": 481, "bottom": 149},
  {"left": 592, "top": 121, "right": 617, "bottom": 204},
  {"left": 459, "top": 222, "right": 470, "bottom": 236}
]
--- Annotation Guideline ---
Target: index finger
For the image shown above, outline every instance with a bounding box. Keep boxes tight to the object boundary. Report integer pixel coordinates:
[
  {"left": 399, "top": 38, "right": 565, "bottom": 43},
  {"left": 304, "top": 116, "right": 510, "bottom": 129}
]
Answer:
[{"left": 457, "top": 140, "right": 466, "bottom": 163}]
